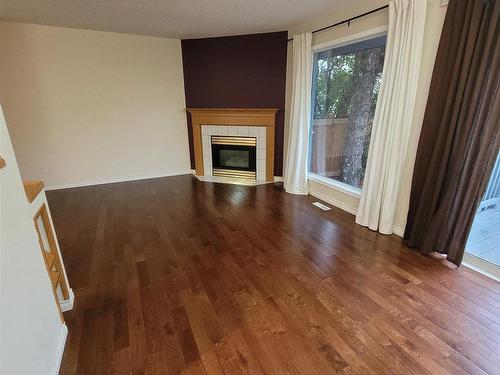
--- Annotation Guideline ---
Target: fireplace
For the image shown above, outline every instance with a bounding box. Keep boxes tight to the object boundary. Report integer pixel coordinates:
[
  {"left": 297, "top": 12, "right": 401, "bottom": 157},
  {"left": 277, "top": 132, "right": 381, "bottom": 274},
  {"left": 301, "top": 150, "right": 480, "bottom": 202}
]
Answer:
[
  {"left": 186, "top": 108, "right": 278, "bottom": 182},
  {"left": 211, "top": 136, "right": 256, "bottom": 179}
]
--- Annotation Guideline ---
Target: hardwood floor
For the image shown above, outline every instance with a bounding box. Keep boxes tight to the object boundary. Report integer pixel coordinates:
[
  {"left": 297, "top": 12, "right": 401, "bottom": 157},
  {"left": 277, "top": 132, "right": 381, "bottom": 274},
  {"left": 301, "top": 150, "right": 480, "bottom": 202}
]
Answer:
[{"left": 47, "top": 175, "right": 500, "bottom": 374}]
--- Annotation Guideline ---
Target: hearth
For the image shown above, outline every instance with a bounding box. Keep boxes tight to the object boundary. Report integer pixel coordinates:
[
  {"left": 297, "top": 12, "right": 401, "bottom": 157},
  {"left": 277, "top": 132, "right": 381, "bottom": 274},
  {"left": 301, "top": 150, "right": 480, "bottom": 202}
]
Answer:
[
  {"left": 211, "top": 136, "right": 256, "bottom": 179},
  {"left": 186, "top": 108, "right": 278, "bottom": 182}
]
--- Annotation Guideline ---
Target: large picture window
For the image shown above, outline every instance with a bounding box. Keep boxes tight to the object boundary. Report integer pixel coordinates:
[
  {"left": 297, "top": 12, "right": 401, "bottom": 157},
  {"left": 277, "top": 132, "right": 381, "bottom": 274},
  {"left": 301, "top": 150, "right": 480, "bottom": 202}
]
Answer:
[{"left": 309, "top": 35, "right": 386, "bottom": 190}]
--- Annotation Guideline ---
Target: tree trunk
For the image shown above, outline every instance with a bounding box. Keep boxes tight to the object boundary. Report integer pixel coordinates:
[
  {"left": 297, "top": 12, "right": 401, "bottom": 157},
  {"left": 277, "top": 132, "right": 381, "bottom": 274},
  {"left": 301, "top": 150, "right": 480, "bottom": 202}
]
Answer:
[
  {"left": 341, "top": 48, "right": 384, "bottom": 187},
  {"left": 321, "top": 59, "right": 334, "bottom": 118},
  {"left": 336, "top": 56, "right": 356, "bottom": 118}
]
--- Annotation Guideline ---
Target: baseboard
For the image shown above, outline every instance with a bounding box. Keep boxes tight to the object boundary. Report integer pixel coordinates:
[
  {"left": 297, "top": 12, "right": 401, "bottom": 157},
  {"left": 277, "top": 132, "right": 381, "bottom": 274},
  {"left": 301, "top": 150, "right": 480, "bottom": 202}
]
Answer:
[
  {"left": 52, "top": 323, "right": 68, "bottom": 375},
  {"left": 60, "top": 288, "right": 75, "bottom": 312},
  {"left": 392, "top": 225, "right": 405, "bottom": 238},
  {"left": 190, "top": 170, "right": 283, "bottom": 183},
  {"left": 309, "top": 188, "right": 357, "bottom": 215},
  {"left": 310, "top": 186, "right": 407, "bottom": 237},
  {"left": 45, "top": 171, "right": 192, "bottom": 190},
  {"left": 462, "top": 253, "right": 500, "bottom": 282}
]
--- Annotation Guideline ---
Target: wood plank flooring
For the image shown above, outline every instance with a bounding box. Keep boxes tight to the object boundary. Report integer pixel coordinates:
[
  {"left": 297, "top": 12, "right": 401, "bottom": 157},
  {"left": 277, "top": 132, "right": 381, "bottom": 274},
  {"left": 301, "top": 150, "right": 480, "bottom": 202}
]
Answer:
[{"left": 47, "top": 175, "right": 500, "bottom": 374}]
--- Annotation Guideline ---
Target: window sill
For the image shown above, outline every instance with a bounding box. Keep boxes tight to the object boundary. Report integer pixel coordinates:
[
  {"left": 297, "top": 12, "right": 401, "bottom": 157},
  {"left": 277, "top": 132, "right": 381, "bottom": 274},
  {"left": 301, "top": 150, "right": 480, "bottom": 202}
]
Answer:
[{"left": 308, "top": 173, "right": 361, "bottom": 198}]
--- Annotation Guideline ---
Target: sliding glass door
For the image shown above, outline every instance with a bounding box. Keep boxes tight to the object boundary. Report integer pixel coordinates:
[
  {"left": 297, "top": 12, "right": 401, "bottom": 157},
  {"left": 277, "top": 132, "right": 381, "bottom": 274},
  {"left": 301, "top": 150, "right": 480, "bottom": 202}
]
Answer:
[{"left": 465, "top": 150, "right": 500, "bottom": 275}]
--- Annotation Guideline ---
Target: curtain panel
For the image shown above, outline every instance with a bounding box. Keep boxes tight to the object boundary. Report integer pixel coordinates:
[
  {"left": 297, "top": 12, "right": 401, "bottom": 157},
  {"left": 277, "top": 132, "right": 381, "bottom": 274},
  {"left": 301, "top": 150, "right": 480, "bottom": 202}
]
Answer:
[
  {"left": 404, "top": 0, "right": 500, "bottom": 266},
  {"left": 356, "top": 0, "right": 427, "bottom": 234},
  {"left": 284, "top": 32, "right": 312, "bottom": 195}
]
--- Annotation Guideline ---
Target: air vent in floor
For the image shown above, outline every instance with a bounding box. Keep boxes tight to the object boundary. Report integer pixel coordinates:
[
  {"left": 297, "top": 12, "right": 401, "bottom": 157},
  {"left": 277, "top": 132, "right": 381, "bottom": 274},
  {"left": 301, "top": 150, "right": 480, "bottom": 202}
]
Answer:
[{"left": 312, "top": 201, "right": 331, "bottom": 211}]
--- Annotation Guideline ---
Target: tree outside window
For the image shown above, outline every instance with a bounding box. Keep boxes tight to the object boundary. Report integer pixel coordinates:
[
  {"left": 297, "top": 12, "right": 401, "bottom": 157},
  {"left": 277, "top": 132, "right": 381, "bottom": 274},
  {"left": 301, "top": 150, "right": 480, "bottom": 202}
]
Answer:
[{"left": 310, "top": 35, "right": 386, "bottom": 189}]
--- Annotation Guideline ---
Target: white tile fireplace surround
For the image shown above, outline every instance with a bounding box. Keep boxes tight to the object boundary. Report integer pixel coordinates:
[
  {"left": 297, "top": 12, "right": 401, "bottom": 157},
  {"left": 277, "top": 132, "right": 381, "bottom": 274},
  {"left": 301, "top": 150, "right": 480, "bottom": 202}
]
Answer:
[
  {"left": 201, "top": 125, "right": 267, "bottom": 183},
  {"left": 187, "top": 108, "right": 278, "bottom": 184}
]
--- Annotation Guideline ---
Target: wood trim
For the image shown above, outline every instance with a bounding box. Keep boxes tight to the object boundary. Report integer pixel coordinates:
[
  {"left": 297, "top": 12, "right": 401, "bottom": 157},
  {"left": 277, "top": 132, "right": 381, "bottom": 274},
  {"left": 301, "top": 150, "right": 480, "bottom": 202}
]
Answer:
[
  {"left": 193, "top": 121, "right": 203, "bottom": 176},
  {"left": 187, "top": 108, "right": 279, "bottom": 114},
  {"left": 24, "top": 180, "right": 45, "bottom": 203},
  {"left": 186, "top": 108, "right": 278, "bottom": 182},
  {"left": 266, "top": 125, "right": 275, "bottom": 181},
  {"left": 33, "top": 203, "right": 70, "bottom": 322},
  {"left": 0, "top": 157, "right": 5, "bottom": 169}
]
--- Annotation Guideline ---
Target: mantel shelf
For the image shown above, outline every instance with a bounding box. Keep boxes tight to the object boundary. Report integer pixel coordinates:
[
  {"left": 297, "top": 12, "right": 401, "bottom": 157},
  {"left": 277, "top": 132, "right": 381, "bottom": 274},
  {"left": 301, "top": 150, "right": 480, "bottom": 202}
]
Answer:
[
  {"left": 186, "top": 108, "right": 279, "bottom": 113},
  {"left": 187, "top": 108, "right": 278, "bottom": 182}
]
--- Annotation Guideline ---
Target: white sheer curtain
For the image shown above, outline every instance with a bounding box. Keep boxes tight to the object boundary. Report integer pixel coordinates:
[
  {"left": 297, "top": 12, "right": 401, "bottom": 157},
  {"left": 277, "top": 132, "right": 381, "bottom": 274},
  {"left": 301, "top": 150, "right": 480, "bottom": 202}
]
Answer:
[
  {"left": 356, "top": 0, "right": 427, "bottom": 234},
  {"left": 284, "top": 32, "right": 312, "bottom": 195}
]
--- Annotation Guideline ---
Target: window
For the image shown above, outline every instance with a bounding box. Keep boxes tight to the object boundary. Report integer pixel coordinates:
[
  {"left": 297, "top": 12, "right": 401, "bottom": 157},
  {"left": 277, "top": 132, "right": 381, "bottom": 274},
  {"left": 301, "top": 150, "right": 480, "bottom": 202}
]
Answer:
[{"left": 309, "top": 35, "right": 386, "bottom": 190}]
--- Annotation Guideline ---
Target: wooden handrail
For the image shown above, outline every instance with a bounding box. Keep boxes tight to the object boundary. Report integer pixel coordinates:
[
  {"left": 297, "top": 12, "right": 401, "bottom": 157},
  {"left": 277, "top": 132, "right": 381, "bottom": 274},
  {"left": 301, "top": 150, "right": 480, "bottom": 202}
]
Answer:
[{"left": 24, "top": 180, "right": 45, "bottom": 203}]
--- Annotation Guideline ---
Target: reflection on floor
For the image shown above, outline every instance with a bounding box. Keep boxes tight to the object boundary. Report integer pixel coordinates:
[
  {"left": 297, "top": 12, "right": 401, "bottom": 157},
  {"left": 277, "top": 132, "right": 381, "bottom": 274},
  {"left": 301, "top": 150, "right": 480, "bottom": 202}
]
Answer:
[
  {"left": 466, "top": 208, "right": 500, "bottom": 265},
  {"left": 47, "top": 175, "right": 500, "bottom": 374}
]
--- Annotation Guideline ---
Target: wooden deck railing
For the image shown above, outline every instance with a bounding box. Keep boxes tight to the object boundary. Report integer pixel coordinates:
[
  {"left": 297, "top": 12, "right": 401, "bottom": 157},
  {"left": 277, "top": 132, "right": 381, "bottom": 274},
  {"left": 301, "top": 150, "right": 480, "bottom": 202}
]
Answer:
[{"left": 478, "top": 151, "right": 500, "bottom": 211}]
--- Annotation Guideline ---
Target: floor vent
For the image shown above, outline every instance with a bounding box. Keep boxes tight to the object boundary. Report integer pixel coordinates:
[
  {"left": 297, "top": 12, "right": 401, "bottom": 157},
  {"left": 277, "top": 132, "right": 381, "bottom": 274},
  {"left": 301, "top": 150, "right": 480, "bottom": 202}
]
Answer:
[{"left": 312, "top": 201, "right": 331, "bottom": 211}]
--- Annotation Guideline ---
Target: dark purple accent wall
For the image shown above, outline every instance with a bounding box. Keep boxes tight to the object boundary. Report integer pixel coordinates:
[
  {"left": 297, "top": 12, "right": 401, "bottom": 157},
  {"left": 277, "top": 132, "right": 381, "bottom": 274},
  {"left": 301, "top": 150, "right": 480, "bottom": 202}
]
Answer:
[{"left": 181, "top": 31, "right": 288, "bottom": 176}]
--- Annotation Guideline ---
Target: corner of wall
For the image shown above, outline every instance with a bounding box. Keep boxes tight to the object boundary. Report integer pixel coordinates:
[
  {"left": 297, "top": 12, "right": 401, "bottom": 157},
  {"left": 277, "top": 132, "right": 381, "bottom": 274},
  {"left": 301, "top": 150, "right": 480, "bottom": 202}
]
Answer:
[{"left": 51, "top": 324, "right": 68, "bottom": 375}]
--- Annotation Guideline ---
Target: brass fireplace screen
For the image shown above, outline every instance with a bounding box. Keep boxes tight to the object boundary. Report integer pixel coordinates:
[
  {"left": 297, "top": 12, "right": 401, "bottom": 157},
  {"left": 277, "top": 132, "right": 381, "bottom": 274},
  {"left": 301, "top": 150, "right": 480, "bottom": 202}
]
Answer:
[{"left": 211, "top": 136, "right": 257, "bottom": 179}]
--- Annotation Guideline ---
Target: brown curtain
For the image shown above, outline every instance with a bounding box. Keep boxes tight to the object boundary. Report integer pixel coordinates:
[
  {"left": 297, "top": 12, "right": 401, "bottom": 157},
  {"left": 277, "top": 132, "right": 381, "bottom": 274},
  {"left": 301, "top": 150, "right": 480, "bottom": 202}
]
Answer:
[{"left": 404, "top": 0, "right": 500, "bottom": 266}]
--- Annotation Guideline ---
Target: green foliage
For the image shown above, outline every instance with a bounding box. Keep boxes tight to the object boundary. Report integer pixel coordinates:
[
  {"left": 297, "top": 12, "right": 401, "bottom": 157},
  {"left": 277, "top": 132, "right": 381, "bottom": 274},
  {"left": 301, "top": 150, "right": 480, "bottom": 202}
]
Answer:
[
  {"left": 313, "top": 49, "right": 383, "bottom": 121},
  {"left": 313, "top": 53, "right": 355, "bottom": 119},
  {"left": 311, "top": 44, "right": 385, "bottom": 189}
]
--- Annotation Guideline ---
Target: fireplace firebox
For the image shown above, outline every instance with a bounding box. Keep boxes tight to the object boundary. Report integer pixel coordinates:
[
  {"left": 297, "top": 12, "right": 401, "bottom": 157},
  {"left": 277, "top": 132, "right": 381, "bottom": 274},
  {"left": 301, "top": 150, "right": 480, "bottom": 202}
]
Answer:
[{"left": 211, "top": 136, "right": 256, "bottom": 179}]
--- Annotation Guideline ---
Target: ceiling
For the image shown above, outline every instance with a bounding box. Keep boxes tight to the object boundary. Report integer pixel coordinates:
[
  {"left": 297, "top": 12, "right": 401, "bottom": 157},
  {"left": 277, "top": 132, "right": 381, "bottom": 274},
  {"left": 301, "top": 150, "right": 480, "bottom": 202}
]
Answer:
[{"left": 0, "top": 0, "right": 355, "bottom": 39}]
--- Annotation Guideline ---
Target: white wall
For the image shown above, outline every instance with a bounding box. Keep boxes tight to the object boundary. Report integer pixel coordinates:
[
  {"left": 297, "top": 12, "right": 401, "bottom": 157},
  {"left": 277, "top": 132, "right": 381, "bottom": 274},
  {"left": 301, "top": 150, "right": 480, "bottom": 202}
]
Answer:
[
  {"left": 0, "top": 22, "right": 191, "bottom": 189},
  {"left": 285, "top": 0, "right": 447, "bottom": 235},
  {"left": 0, "top": 104, "right": 65, "bottom": 374}
]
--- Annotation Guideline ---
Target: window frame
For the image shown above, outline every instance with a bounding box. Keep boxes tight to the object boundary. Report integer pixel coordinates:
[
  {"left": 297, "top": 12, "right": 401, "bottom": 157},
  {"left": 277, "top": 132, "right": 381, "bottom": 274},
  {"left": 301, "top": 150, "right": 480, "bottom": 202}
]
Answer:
[{"left": 308, "top": 25, "right": 388, "bottom": 196}]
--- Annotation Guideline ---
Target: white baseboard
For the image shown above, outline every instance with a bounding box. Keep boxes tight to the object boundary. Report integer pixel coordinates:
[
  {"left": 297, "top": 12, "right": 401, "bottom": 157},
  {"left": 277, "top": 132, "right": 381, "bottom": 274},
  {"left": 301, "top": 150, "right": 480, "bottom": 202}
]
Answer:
[
  {"left": 309, "top": 188, "right": 407, "bottom": 237},
  {"left": 392, "top": 225, "right": 405, "bottom": 237},
  {"left": 52, "top": 323, "right": 68, "bottom": 375},
  {"left": 60, "top": 288, "right": 75, "bottom": 312},
  {"left": 462, "top": 253, "right": 500, "bottom": 282},
  {"left": 45, "top": 171, "right": 192, "bottom": 190},
  {"left": 309, "top": 187, "right": 357, "bottom": 215}
]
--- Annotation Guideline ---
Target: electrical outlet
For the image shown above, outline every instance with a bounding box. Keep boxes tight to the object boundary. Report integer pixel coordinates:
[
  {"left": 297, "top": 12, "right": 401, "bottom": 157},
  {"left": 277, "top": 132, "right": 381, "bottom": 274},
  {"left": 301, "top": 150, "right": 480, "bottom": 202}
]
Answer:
[{"left": 41, "top": 166, "right": 54, "bottom": 174}]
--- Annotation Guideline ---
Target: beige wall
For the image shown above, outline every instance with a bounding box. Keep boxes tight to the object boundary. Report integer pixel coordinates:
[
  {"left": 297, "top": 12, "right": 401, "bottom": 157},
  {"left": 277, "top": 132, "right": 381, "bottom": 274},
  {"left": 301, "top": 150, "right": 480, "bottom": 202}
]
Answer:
[
  {"left": 285, "top": 0, "right": 447, "bottom": 235},
  {"left": 0, "top": 104, "right": 64, "bottom": 374},
  {"left": 0, "top": 22, "right": 190, "bottom": 189}
]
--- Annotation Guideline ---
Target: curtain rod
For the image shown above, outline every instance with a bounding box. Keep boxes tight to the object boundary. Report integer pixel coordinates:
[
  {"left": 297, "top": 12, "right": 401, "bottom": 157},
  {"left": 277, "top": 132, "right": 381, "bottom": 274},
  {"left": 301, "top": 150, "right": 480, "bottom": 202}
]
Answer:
[{"left": 287, "top": 5, "right": 389, "bottom": 42}]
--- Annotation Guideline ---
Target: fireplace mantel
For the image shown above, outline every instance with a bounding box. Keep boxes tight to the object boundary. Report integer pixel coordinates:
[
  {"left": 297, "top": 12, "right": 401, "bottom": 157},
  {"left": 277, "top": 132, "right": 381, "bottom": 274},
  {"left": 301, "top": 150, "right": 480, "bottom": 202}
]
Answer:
[{"left": 186, "top": 108, "right": 278, "bottom": 182}]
